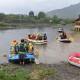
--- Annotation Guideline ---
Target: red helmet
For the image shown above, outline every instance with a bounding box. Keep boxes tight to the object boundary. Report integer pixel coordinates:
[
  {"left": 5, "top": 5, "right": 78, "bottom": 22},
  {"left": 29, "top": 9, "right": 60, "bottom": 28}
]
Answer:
[{"left": 13, "top": 40, "right": 17, "bottom": 43}]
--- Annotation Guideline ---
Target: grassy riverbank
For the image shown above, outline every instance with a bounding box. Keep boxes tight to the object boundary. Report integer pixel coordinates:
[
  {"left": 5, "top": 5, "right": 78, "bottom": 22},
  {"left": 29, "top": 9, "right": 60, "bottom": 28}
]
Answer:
[
  {"left": 0, "top": 62, "right": 80, "bottom": 80},
  {"left": 0, "top": 63, "right": 56, "bottom": 80},
  {"left": 0, "top": 22, "right": 67, "bottom": 29}
]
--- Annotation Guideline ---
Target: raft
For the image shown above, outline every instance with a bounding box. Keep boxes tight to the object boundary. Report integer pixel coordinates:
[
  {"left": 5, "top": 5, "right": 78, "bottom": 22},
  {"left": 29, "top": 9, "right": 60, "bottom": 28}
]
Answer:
[
  {"left": 57, "top": 37, "right": 73, "bottom": 43},
  {"left": 68, "top": 52, "right": 80, "bottom": 67},
  {"left": 59, "top": 39, "right": 71, "bottom": 43},
  {"left": 8, "top": 52, "right": 35, "bottom": 62},
  {"left": 26, "top": 38, "right": 47, "bottom": 44}
]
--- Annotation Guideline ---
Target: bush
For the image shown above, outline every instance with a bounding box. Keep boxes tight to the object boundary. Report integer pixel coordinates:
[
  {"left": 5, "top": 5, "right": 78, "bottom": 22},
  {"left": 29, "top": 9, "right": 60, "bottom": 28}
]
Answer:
[{"left": 0, "top": 22, "right": 7, "bottom": 27}]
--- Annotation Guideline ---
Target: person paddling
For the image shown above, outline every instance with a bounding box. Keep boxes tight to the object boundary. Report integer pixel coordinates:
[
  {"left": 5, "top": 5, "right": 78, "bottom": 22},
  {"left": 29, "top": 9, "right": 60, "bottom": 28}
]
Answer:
[{"left": 58, "top": 28, "right": 67, "bottom": 39}]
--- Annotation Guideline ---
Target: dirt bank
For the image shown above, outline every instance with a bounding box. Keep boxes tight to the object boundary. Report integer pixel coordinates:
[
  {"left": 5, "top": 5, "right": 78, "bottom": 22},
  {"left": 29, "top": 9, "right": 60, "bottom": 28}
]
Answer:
[
  {"left": 53, "top": 62, "right": 80, "bottom": 80},
  {"left": 37, "top": 62, "right": 80, "bottom": 80}
]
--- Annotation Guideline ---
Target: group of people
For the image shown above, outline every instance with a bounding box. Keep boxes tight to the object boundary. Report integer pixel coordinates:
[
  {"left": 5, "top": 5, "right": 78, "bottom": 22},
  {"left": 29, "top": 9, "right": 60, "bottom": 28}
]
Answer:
[
  {"left": 58, "top": 28, "right": 70, "bottom": 39},
  {"left": 10, "top": 39, "right": 34, "bottom": 66},
  {"left": 10, "top": 29, "right": 69, "bottom": 66},
  {"left": 27, "top": 33, "right": 47, "bottom": 40}
]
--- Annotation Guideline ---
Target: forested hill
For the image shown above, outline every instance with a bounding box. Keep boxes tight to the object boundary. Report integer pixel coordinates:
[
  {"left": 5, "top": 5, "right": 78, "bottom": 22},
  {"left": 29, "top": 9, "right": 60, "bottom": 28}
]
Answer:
[{"left": 46, "top": 3, "right": 80, "bottom": 19}]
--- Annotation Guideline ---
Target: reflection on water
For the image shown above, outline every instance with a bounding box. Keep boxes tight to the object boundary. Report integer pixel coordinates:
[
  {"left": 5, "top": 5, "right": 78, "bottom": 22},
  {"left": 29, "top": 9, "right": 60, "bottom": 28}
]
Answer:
[{"left": 0, "top": 25, "right": 80, "bottom": 64}]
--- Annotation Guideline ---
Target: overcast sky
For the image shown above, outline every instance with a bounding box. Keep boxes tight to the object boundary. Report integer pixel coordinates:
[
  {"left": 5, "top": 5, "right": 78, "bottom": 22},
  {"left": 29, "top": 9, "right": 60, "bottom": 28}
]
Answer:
[{"left": 0, "top": 0, "right": 80, "bottom": 15}]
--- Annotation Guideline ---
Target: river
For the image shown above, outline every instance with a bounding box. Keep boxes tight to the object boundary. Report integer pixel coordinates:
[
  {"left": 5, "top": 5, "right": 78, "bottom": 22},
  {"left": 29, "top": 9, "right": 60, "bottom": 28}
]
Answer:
[{"left": 0, "top": 25, "right": 80, "bottom": 64}]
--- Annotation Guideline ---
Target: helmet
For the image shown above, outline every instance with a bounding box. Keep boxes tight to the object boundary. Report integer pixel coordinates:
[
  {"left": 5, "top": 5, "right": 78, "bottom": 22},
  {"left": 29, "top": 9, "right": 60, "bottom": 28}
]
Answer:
[
  {"left": 59, "top": 28, "right": 62, "bottom": 31},
  {"left": 13, "top": 40, "right": 17, "bottom": 43},
  {"left": 29, "top": 43, "right": 33, "bottom": 47},
  {"left": 58, "top": 28, "right": 64, "bottom": 32},
  {"left": 21, "top": 39, "right": 24, "bottom": 42}
]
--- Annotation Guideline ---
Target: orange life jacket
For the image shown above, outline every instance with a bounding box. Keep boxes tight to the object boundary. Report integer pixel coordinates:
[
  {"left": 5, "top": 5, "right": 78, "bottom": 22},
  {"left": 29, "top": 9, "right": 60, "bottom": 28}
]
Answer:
[{"left": 66, "top": 32, "right": 70, "bottom": 38}]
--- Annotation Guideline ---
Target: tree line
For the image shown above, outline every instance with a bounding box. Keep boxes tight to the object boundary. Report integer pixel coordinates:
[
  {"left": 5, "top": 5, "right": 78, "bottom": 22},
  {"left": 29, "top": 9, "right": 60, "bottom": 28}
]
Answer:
[{"left": 0, "top": 11, "right": 72, "bottom": 25}]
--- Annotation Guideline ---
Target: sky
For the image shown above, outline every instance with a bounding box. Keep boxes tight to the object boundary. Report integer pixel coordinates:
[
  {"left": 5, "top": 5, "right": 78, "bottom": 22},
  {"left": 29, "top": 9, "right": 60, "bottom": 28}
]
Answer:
[{"left": 0, "top": 0, "right": 80, "bottom": 15}]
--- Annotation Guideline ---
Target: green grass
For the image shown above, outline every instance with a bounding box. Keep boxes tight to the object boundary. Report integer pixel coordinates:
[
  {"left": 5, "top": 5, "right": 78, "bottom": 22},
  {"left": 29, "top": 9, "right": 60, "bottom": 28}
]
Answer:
[
  {"left": 0, "top": 63, "right": 56, "bottom": 80},
  {"left": 30, "top": 64, "right": 56, "bottom": 80},
  {"left": 0, "top": 64, "right": 30, "bottom": 80}
]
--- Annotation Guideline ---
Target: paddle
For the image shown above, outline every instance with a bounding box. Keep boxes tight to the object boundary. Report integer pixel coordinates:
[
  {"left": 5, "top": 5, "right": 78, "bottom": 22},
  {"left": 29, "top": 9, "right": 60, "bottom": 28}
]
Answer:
[
  {"left": 56, "top": 36, "right": 61, "bottom": 42},
  {"left": 56, "top": 37, "right": 58, "bottom": 40},
  {"left": 69, "top": 37, "right": 74, "bottom": 42},
  {"left": 34, "top": 50, "right": 40, "bottom": 64}
]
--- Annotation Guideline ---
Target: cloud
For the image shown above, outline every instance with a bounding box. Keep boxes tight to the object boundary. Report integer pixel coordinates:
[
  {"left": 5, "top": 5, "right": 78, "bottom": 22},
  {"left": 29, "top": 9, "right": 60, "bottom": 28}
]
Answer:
[{"left": 0, "top": 0, "right": 80, "bottom": 14}]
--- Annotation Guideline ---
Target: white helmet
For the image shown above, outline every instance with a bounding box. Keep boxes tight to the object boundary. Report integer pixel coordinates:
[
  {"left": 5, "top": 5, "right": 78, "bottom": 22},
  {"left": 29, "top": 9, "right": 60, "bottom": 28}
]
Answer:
[{"left": 58, "top": 28, "right": 64, "bottom": 32}]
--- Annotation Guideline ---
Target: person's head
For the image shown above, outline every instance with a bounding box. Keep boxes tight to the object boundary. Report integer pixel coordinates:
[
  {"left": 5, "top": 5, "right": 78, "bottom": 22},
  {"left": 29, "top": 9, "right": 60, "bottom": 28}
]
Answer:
[
  {"left": 29, "top": 43, "right": 33, "bottom": 47},
  {"left": 21, "top": 39, "right": 24, "bottom": 43},
  {"left": 16, "top": 42, "right": 18, "bottom": 45},
  {"left": 58, "top": 27, "right": 64, "bottom": 33},
  {"left": 44, "top": 34, "right": 46, "bottom": 36},
  {"left": 24, "top": 39, "right": 27, "bottom": 43}
]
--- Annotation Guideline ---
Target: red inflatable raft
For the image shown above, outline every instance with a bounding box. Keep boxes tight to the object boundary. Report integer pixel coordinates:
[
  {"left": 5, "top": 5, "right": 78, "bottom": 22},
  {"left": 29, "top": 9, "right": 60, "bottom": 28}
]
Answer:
[{"left": 69, "top": 52, "right": 80, "bottom": 67}]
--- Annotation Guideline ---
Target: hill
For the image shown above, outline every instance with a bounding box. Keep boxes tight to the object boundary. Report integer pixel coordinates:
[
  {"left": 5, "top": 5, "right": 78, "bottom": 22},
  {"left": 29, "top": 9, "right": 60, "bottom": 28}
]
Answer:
[{"left": 46, "top": 3, "right": 80, "bottom": 19}]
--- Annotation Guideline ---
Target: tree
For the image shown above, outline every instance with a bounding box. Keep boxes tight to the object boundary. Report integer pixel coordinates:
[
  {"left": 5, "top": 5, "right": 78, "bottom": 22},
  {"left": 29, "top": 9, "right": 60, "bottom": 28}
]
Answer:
[
  {"left": 52, "top": 15, "right": 61, "bottom": 24},
  {"left": 29, "top": 11, "right": 34, "bottom": 17},
  {"left": 0, "top": 13, "right": 5, "bottom": 21},
  {"left": 38, "top": 11, "right": 46, "bottom": 19}
]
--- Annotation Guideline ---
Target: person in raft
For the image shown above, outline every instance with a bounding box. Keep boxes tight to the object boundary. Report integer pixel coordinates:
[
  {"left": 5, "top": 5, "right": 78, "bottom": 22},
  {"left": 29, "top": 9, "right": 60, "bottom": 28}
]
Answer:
[
  {"left": 60, "top": 31, "right": 67, "bottom": 39},
  {"left": 18, "top": 39, "right": 27, "bottom": 66},
  {"left": 42, "top": 33, "right": 47, "bottom": 40},
  {"left": 10, "top": 40, "right": 18, "bottom": 54},
  {"left": 28, "top": 43, "right": 34, "bottom": 54},
  {"left": 58, "top": 28, "right": 67, "bottom": 39}
]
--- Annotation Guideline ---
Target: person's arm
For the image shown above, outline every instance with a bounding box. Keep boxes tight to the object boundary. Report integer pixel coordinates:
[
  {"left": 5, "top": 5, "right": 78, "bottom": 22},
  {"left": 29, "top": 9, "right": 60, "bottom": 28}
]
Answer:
[
  {"left": 24, "top": 44, "right": 27, "bottom": 52},
  {"left": 46, "top": 36, "right": 47, "bottom": 40},
  {"left": 18, "top": 44, "right": 20, "bottom": 51},
  {"left": 32, "top": 47, "right": 34, "bottom": 52}
]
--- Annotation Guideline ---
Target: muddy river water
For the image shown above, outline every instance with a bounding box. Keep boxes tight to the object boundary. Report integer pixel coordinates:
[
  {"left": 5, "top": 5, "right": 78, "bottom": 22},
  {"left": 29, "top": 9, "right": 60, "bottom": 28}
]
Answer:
[{"left": 0, "top": 25, "right": 80, "bottom": 64}]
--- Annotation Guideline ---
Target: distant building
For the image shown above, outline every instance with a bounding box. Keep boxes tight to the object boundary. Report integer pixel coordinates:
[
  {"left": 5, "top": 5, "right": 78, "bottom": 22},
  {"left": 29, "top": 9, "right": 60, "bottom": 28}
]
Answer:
[{"left": 73, "top": 18, "right": 80, "bottom": 31}]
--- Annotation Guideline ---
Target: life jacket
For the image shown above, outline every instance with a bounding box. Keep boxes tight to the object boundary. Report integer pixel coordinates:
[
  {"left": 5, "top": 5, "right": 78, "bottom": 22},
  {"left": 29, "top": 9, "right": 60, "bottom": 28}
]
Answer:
[
  {"left": 10, "top": 42, "right": 16, "bottom": 52},
  {"left": 10, "top": 44, "right": 18, "bottom": 53},
  {"left": 28, "top": 46, "right": 33, "bottom": 53},
  {"left": 18, "top": 43, "right": 25, "bottom": 52},
  {"left": 28, "top": 43, "right": 33, "bottom": 53},
  {"left": 60, "top": 32, "right": 66, "bottom": 39},
  {"left": 63, "top": 32, "right": 67, "bottom": 38},
  {"left": 43, "top": 35, "right": 47, "bottom": 40},
  {"left": 66, "top": 32, "right": 70, "bottom": 39},
  {"left": 10, "top": 46, "right": 15, "bottom": 52}
]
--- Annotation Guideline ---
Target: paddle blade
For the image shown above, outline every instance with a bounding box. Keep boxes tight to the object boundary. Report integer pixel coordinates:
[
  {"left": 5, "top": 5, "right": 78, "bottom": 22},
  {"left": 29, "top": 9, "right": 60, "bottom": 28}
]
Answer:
[
  {"left": 69, "top": 37, "right": 74, "bottom": 42},
  {"left": 34, "top": 50, "right": 40, "bottom": 54},
  {"left": 35, "top": 58, "right": 39, "bottom": 64}
]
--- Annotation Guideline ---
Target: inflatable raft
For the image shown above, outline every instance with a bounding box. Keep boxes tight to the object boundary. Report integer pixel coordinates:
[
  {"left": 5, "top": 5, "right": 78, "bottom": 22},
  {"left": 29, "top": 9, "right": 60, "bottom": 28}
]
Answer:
[
  {"left": 8, "top": 52, "right": 35, "bottom": 62},
  {"left": 27, "top": 38, "right": 47, "bottom": 44},
  {"left": 57, "top": 37, "right": 73, "bottom": 43},
  {"left": 58, "top": 39, "right": 71, "bottom": 43},
  {"left": 68, "top": 52, "right": 80, "bottom": 67}
]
